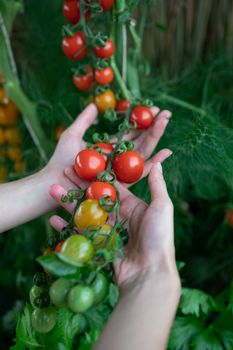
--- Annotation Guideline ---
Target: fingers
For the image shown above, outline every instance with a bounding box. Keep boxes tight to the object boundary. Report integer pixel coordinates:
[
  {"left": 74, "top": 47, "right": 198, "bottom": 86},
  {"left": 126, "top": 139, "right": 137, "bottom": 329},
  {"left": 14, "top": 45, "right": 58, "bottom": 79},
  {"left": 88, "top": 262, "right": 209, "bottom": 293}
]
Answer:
[
  {"left": 48, "top": 184, "right": 76, "bottom": 214},
  {"left": 64, "top": 167, "right": 88, "bottom": 188},
  {"left": 49, "top": 215, "right": 68, "bottom": 232},
  {"left": 66, "top": 103, "right": 98, "bottom": 139},
  {"left": 142, "top": 148, "right": 172, "bottom": 178},
  {"left": 134, "top": 109, "right": 172, "bottom": 159},
  {"left": 148, "top": 163, "right": 171, "bottom": 202}
]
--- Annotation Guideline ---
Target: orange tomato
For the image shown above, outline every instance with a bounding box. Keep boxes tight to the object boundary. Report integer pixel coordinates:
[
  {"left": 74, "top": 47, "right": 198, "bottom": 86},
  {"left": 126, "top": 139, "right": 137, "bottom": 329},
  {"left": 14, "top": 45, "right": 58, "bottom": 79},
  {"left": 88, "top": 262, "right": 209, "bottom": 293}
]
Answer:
[
  {"left": 0, "top": 88, "right": 5, "bottom": 102},
  {"left": 0, "top": 165, "right": 7, "bottom": 183},
  {"left": 74, "top": 199, "right": 108, "bottom": 230},
  {"left": 5, "top": 100, "right": 19, "bottom": 125},
  {"left": 55, "top": 125, "right": 65, "bottom": 141},
  {"left": 0, "top": 107, "right": 7, "bottom": 126},
  {"left": 54, "top": 241, "right": 64, "bottom": 253},
  {"left": 0, "top": 127, "right": 6, "bottom": 145},
  {"left": 14, "top": 160, "right": 25, "bottom": 173},
  {"left": 94, "top": 89, "right": 116, "bottom": 113},
  {"left": 4, "top": 128, "right": 21, "bottom": 145},
  {"left": 6, "top": 146, "right": 22, "bottom": 161}
]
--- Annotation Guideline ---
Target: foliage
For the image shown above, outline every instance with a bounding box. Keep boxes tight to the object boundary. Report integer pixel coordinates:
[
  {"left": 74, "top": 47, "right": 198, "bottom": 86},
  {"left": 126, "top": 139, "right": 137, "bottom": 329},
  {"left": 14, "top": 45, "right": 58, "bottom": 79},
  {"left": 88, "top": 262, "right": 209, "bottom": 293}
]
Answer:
[{"left": 0, "top": 0, "right": 233, "bottom": 349}]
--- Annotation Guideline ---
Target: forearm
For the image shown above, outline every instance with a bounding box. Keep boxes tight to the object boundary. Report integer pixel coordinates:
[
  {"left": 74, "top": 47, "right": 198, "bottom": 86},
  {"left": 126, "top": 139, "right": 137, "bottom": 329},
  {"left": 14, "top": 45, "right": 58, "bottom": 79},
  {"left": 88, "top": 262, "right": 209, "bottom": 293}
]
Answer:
[
  {"left": 0, "top": 166, "right": 58, "bottom": 233},
  {"left": 94, "top": 269, "right": 181, "bottom": 350}
]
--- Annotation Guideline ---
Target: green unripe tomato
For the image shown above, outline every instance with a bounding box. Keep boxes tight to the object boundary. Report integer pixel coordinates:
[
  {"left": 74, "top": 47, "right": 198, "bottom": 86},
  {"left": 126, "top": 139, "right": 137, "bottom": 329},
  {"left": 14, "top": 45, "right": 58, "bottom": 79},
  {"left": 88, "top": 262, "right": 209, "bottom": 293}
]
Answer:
[
  {"left": 49, "top": 278, "right": 73, "bottom": 307},
  {"left": 61, "top": 234, "right": 94, "bottom": 264},
  {"left": 29, "top": 285, "right": 43, "bottom": 308},
  {"left": 68, "top": 285, "right": 94, "bottom": 313},
  {"left": 31, "top": 307, "right": 57, "bottom": 333},
  {"left": 92, "top": 273, "right": 109, "bottom": 305}
]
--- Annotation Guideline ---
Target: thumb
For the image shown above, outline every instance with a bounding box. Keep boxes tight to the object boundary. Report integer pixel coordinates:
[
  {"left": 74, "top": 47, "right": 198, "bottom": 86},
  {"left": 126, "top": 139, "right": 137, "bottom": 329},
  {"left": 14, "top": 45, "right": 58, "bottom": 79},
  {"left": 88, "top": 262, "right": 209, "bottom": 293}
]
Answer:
[
  {"left": 148, "top": 163, "right": 170, "bottom": 202},
  {"left": 67, "top": 103, "right": 98, "bottom": 138}
]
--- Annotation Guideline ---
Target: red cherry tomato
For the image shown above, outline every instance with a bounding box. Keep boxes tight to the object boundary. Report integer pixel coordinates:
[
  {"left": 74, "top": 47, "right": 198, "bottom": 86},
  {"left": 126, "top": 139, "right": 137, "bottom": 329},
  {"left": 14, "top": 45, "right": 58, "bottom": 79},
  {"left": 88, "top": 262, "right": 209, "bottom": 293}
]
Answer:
[
  {"left": 94, "top": 67, "right": 114, "bottom": 86},
  {"left": 73, "top": 66, "right": 93, "bottom": 91},
  {"left": 115, "top": 99, "right": 131, "bottom": 113},
  {"left": 94, "top": 142, "right": 114, "bottom": 161},
  {"left": 62, "top": 31, "right": 87, "bottom": 60},
  {"left": 113, "top": 151, "right": 144, "bottom": 183},
  {"left": 93, "top": 39, "right": 115, "bottom": 59},
  {"left": 63, "top": 0, "right": 91, "bottom": 24},
  {"left": 74, "top": 149, "right": 106, "bottom": 181},
  {"left": 86, "top": 181, "right": 117, "bottom": 202},
  {"left": 130, "top": 106, "right": 154, "bottom": 130},
  {"left": 99, "top": 0, "right": 115, "bottom": 11}
]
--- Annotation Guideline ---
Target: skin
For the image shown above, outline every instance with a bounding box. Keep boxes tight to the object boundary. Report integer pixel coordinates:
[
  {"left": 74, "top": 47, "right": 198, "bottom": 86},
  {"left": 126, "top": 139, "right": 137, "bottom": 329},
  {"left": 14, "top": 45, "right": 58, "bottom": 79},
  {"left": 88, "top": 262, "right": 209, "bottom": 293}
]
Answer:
[
  {"left": 49, "top": 163, "right": 181, "bottom": 350},
  {"left": 0, "top": 103, "right": 172, "bottom": 233}
]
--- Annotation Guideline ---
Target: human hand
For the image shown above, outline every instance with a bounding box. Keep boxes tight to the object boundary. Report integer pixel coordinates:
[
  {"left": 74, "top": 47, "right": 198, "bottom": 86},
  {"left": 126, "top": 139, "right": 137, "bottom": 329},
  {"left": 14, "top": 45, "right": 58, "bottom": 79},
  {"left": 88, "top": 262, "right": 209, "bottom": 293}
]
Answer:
[{"left": 49, "top": 162, "right": 179, "bottom": 289}]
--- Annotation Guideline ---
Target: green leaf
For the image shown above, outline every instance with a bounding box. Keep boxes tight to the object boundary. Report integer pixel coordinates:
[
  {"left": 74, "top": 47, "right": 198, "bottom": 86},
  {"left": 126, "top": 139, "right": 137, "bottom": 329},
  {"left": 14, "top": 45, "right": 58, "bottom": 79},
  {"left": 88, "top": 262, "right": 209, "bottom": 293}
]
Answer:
[
  {"left": 219, "top": 329, "right": 233, "bottom": 350},
  {"left": 168, "top": 316, "right": 204, "bottom": 350},
  {"left": 37, "top": 254, "right": 79, "bottom": 276},
  {"left": 85, "top": 303, "right": 111, "bottom": 330},
  {"left": 78, "top": 329, "right": 101, "bottom": 350},
  {"left": 191, "top": 326, "right": 223, "bottom": 350},
  {"left": 180, "top": 288, "right": 216, "bottom": 317},
  {"left": 107, "top": 283, "right": 119, "bottom": 308},
  {"left": 11, "top": 304, "right": 42, "bottom": 349}
]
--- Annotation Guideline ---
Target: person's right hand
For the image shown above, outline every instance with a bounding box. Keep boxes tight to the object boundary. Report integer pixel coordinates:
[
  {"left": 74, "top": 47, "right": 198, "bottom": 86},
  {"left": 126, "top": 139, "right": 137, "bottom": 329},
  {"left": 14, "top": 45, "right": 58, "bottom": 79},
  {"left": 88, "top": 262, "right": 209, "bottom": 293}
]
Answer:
[{"left": 49, "top": 162, "right": 180, "bottom": 292}]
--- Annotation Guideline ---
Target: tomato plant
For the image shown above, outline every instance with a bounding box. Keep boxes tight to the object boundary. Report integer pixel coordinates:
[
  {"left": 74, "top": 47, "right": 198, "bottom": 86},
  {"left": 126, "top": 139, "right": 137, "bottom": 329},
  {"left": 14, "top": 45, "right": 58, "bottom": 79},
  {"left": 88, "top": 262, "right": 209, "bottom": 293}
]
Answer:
[
  {"left": 74, "top": 149, "right": 106, "bottom": 181},
  {"left": 93, "top": 39, "right": 115, "bottom": 59},
  {"left": 92, "top": 224, "right": 118, "bottom": 251},
  {"left": 130, "top": 106, "right": 154, "bottom": 129},
  {"left": 29, "top": 285, "right": 43, "bottom": 309},
  {"left": 61, "top": 234, "right": 94, "bottom": 263},
  {"left": 31, "top": 308, "right": 57, "bottom": 333},
  {"left": 74, "top": 199, "right": 108, "bottom": 230},
  {"left": 86, "top": 181, "right": 117, "bottom": 202},
  {"left": 62, "top": 31, "right": 87, "bottom": 60},
  {"left": 91, "top": 273, "right": 109, "bottom": 304},
  {"left": 99, "top": 0, "right": 115, "bottom": 11},
  {"left": 73, "top": 66, "right": 93, "bottom": 91},
  {"left": 49, "top": 278, "right": 73, "bottom": 307},
  {"left": 113, "top": 151, "right": 144, "bottom": 183},
  {"left": 94, "top": 89, "right": 116, "bottom": 113},
  {"left": 63, "top": 0, "right": 91, "bottom": 24},
  {"left": 95, "top": 67, "right": 114, "bottom": 85},
  {"left": 115, "top": 99, "right": 131, "bottom": 113},
  {"left": 68, "top": 285, "right": 94, "bottom": 313}
]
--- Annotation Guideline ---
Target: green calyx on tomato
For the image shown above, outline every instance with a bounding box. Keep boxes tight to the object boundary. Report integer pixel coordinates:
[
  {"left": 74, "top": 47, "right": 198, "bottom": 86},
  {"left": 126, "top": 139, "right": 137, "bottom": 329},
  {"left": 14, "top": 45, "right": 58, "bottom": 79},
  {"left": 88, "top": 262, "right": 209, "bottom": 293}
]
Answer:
[
  {"left": 31, "top": 307, "right": 57, "bottom": 333},
  {"left": 49, "top": 278, "right": 73, "bottom": 307},
  {"left": 68, "top": 285, "right": 94, "bottom": 313},
  {"left": 61, "top": 234, "right": 94, "bottom": 264}
]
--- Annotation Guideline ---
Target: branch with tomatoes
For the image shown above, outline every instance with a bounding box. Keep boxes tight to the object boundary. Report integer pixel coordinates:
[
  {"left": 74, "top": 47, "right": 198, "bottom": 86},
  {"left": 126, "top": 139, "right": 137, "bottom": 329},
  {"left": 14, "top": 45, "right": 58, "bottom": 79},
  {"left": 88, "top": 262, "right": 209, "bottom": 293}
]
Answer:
[{"left": 28, "top": 0, "right": 158, "bottom": 338}]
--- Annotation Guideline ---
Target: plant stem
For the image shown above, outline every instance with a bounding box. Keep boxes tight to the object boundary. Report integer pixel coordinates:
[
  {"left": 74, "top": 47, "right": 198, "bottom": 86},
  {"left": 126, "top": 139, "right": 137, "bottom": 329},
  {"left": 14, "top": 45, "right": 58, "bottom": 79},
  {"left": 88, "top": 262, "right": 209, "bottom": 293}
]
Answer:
[
  {"left": 158, "top": 93, "right": 208, "bottom": 115},
  {"left": 0, "top": 13, "right": 52, "bottom": 162}
]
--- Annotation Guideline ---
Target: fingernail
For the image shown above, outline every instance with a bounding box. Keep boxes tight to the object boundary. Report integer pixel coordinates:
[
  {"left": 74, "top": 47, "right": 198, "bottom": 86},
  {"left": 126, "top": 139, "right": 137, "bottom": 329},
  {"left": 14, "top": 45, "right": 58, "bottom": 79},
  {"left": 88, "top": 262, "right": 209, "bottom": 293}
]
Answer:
[{"left": 156, "top": 162, "right": 163, "bottom": 173}]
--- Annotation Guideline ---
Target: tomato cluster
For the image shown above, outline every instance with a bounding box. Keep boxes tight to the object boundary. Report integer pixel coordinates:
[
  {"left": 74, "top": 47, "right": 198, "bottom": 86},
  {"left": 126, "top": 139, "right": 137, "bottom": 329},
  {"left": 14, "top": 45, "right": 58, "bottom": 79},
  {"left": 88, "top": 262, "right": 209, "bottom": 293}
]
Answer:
[
  {"left": 30, "top": 0, "right": 156, "bottom": 336},
  {"left": 0, "top": 73, "right": 25, "bottom": 182}
]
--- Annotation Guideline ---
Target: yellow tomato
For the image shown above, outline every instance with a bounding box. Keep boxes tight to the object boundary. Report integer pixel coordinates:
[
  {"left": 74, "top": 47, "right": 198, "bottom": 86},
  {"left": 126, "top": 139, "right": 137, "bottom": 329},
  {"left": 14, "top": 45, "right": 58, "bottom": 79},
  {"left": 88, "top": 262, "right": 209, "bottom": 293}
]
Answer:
[
  {"left": 94, "top": 89, "right": 116, "bottom": 113},
  {"left": 0, "top": 127, "right": 6, "bottom": 145},
  {"left": 91, "top": 224, "right": 118, "bottom": 251},
  {"left": 4, "top": 128, "right": 21, "bottom": 145},
  {"left": 14, "top": 160, "right": 25, "bottom": 173},
  {"left": 74, "top": 199, "right": 108, "bottom": 230},
  {"left": 6, "top": 146, "right": 22, "bottom": 162}
]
